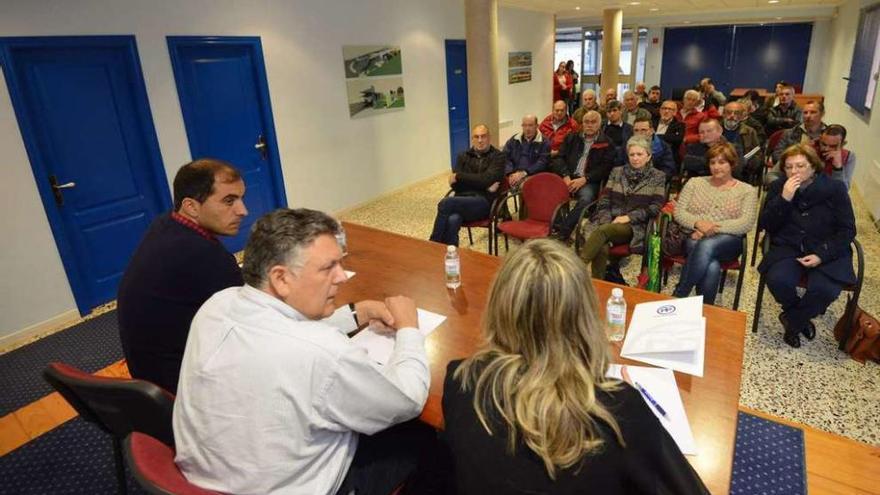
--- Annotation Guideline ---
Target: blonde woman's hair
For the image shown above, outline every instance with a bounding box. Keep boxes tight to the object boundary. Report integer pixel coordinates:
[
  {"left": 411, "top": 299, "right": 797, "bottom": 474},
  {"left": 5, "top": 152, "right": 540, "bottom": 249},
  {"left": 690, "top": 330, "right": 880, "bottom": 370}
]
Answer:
[{"left": 455, "top": 239, "right": 624, "bottom": 479}]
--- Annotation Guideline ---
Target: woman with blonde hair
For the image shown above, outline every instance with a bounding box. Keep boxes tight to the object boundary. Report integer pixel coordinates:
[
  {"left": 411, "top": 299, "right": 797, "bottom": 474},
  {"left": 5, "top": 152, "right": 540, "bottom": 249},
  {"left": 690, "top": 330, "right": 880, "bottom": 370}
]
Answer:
[{"left": 442, "top": 239, "right": 708, "bottom": 494}]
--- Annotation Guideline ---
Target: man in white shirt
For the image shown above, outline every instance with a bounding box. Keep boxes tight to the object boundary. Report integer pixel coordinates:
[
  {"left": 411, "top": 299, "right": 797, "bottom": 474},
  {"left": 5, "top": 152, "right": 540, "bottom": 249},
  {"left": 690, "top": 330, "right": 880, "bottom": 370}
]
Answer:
[{"left": 173, "top": 208, "right": 431, "bottom": 495}]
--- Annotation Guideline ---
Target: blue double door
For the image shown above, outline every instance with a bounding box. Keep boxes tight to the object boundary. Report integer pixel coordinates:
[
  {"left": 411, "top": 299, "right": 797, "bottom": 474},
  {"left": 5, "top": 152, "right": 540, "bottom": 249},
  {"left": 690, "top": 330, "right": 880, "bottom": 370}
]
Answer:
[{"left": 1, "top": 36, "right": 285, "bottom": 315}]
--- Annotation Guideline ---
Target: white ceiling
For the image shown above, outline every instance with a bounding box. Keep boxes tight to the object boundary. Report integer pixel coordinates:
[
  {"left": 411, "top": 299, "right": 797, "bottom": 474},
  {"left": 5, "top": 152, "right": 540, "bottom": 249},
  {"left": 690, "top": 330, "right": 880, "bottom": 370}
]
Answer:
[{"left": 500, "top": 0, "right": 842, "bottom": 24}]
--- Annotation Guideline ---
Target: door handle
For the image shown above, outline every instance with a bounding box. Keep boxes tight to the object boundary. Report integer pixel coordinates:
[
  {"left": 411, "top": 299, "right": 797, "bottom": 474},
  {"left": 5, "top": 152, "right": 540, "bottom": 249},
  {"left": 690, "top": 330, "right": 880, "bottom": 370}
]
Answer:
[
  {"left": 254, "top": 134, "right": 268, "bottom": 160},
  {"left": 48, "top": 174, "right": 75, "bottom": 206},
  {"left": 450, "top": 106, "right": 457, "bottom": 111}
]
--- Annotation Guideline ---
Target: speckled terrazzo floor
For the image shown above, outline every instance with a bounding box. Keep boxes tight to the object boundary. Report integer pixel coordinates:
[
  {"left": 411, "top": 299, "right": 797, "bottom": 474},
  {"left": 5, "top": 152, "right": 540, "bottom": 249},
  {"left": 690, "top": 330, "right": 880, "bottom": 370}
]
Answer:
[{"left": 340, "top": 173, "right": 880, "bottom": 446}]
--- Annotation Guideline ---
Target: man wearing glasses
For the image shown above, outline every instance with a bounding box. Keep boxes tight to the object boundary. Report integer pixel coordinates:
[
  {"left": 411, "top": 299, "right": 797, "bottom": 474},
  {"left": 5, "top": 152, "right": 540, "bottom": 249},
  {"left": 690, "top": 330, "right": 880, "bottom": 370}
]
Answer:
[{"left": 654, "top": 100, "right": 685, "bottom": 165}]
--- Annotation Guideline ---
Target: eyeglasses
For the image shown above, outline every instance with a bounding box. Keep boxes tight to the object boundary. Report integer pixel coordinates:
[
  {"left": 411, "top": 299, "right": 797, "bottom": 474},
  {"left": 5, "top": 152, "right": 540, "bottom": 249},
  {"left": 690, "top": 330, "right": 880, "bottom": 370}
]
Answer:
[
  {"left": 660, "top": 106, "right": 677, "bottom": 111},
  {"left": 783, "top": 162, "right": 810, "bottom": 171}
]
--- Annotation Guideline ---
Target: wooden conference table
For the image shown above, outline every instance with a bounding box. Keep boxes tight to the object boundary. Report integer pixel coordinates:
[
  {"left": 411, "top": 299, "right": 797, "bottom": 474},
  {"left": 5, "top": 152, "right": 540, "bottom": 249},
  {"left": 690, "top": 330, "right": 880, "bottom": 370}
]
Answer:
[{"left": 337, "top": 222, "right": 747, "bottom": 495}]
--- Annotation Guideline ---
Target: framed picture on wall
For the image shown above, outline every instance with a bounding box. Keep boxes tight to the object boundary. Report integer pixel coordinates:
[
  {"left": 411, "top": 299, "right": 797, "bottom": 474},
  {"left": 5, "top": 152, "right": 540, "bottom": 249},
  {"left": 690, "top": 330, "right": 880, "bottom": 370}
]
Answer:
[
  {"left": 342, "top": 45, "right": 405, "bottom": 118},
  {"left": 508, "top": 51, "right": 532, "bottom": 84}
]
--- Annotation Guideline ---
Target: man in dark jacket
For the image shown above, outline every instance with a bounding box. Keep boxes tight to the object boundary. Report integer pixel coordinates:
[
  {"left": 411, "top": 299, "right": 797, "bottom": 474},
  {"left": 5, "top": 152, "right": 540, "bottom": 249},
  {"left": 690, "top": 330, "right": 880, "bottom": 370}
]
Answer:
[
  {"left": 766, "top": 83, "right": 802, "bottom": 136},
  {"left": 653, "top": 100, "right": 685, "bottom": 166},
  {"left": 550, "top": 110, "right": 617, "bottom": 241},
  {"left": 502, "top": 114, "right": 550, "bottom": 188},
  {"left": 117, "top": 159, "right": 248, "bottom": 393},
  {"left": 429, "top": 124, "right": 505, "bottom": 246},
  {"left": 682, "top": 118, "right": 742, "bottom": 177}
]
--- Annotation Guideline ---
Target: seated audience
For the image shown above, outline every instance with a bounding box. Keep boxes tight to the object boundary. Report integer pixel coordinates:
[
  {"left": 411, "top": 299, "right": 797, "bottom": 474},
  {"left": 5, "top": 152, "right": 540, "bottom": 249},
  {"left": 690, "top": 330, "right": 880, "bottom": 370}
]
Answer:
[
  {"left": 430, "top": 124, "right": 505, "bottom": 246},
  {"left": 503, "top": 114, "right": 550, "bottom": 188},
  {"left": 654, "top": 100, "right": 685, "bottom": 165},
  {"left": 539, "top": 100, "right": 578, "bottom": 156},
  {"left": 682, "top": 118, "right": 742, "bottom": 178},
  {"left": 174, "top": 208, "right": 431, "bottom": 494},
  {"left": 550, "top": 111, "right": 617, "bottom": 242},
  {"left": 640, "top": 85, "right": 662, "bottom": 119},
  {"left": 622, "top": 90, "right": 652, "bottom": 125},
  {"left": 721, "top": 101, "right": 763, "bottom": 181},
  {"left": 758, "top": 144, "right": 856, "bottom": 348},
  {"left": 442, "top": 238, "right": 709, "bottom": 494},
  {"left": 117, "top": 158, "right": 247, "bottom": 394},
  {"left": 700, "top": 77, "right": 727, "bottom": 108},
  {"left": 632, "top": 117, "right": 677, "bottom": 178},
  {"left": 766, "top": 100, "right": 826, "bottom": 184},
  {"left": 766, "top": 83, "right": 802, "bottom": 136},
  {"left": 578, "top": 136, "right": 666, "bottom": 279},
  {"left": 572, "top": 89, "right": 601, "bottom": 126},
  {"left": 819, "top": 124, "right": 856, "bottom": 190},
  {"left": 677, "top": 89, "right": 717, "bottom": 145},
  {"left": 553, "top": 62, "right": 573, "bottom": 105},
  {"left": 672, "top": 143, "right": 757, "bottom": 305},
  {"left": 634, "top": 81, "right": 648, "bottom": 102},
  {"left": 603, "top": 86, "right": 618, "bottom": 108}
]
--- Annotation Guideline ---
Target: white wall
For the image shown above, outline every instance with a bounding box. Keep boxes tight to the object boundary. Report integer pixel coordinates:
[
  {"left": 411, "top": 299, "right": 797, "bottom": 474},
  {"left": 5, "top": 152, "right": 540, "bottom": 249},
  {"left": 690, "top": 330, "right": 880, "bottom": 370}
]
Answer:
[
  {"left": 0, "top": 0, "right": 555, "bottom": 340},
  {"left": 803, "top": 19, "right": 832, "bottom": 93},
  {"left": 817, "top": 0, "right": 880, "bottom": 220},
  {"left": 643, "top": 26, "right": 665, "bottom": 88},
  {"left": 496, "top": 6, "right": 554, "bottom": 143}
]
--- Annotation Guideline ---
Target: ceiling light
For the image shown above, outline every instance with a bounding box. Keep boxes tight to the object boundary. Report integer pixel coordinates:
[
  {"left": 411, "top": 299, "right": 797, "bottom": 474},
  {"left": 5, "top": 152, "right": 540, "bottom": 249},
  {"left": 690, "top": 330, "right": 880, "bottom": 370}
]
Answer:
[
  {"left": 629, "top": 1, "right": 641, "bottom": 5},
  {"left": 649, "top": 7, "right": 659, "bottom": 11},
  {"left": 684, "top": 20, "right": 691, "bottom": 24},
  {"left": 768, "top": 0, "right": 779, "bottom": 3},
  {"left": 575, "top": 6, "right": 581, "bottom": 10},
  {"left": 775, "top": 16, "right": 782, "bottom": 19}
]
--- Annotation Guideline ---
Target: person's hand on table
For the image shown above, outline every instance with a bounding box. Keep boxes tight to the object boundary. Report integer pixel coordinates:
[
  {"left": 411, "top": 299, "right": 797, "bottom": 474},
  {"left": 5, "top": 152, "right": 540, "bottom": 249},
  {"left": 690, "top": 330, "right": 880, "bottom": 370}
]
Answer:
[
  {"left": 385, "top": 295, "right": 419, "bottom": 331},
  {"left": 353, "top": 300, "right": 394, "bottom": 330}
]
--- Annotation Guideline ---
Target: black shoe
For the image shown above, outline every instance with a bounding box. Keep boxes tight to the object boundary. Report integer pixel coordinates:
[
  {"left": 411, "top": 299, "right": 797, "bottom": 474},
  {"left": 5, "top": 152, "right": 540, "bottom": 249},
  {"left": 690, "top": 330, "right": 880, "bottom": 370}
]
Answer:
[
  {"left": 783, "top": 332, "right": 801, "bottom": 348},
  {"left": 801, "top": 321, "right": 816, "bottom": 340}
]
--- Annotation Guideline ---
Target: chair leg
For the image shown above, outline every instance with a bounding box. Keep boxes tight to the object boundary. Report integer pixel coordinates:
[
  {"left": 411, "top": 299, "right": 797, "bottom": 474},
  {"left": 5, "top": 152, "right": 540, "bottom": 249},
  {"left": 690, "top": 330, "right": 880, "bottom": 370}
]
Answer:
[
  {"left": 486, "top": 227, "right": 493, "bottom": 255},
  {"left": 733, "top": 268, "right": 745, "bottom": 311},
  {"left": 718, "top": 270, "right": 727, "bottom": 294},
  {"left": 504, "top": 234, "right": 509, "bottom": 253},
  {"left": 467, "top": 227, "right": 474, "bottom": 246},
  {"left": 751, "top": 275, "right": 766, "bottom": 333},
  {"left": 750, "top": 233, "right": 761, "bottom": 267},
  {"left": 112, "top": 436, "right": 128, "bottom": 495}
]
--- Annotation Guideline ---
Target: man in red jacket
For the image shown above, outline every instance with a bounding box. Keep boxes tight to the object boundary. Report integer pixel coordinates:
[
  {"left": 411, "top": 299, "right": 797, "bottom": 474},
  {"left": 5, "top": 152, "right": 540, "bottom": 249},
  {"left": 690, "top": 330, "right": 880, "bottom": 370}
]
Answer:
[{"left": 539, "top": 100, "right": 578, "bottom": 157}]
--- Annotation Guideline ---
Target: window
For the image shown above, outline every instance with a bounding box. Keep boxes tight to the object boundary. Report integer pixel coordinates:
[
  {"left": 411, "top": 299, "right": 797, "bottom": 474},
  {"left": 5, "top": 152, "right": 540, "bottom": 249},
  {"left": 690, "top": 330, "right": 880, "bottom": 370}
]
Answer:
[{"left": 555, "top": 28, "right": 583, "bottom": 76}]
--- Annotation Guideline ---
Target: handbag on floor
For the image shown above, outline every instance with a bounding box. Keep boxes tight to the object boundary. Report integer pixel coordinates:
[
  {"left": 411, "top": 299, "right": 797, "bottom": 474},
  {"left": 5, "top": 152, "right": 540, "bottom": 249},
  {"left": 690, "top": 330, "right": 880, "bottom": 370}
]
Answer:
[{"left": 833, "top": 299, "right": 880, "bottom": 364}]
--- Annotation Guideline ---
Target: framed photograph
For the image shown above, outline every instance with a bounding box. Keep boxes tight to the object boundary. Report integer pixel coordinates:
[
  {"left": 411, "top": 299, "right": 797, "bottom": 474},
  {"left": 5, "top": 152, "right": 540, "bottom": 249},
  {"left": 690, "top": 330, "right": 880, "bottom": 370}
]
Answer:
[{"left": 342, "top": 45, "right": 405, "bottom": 117}]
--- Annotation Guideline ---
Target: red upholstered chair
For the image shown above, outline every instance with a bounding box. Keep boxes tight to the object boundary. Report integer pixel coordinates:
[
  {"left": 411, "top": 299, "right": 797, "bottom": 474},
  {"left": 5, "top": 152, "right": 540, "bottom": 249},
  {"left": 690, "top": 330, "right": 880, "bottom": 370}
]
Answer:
[
  {"left": 125, "top": 432, "right": 223, "bottom": 495},
  {"left": 658, "top": 202, "right": 749, "bottom": 310},
  {"left": 760, "top": 129, "right": 787, "bottom": 192},
  {"left": 43, "top": 362, "right": 175, "bottom": 495},
  {"left": 445, "top": 179, "right": 512, "bottom": 254},
  {"left": 495, "top": 173, "right": 570, "bottom": 254}
]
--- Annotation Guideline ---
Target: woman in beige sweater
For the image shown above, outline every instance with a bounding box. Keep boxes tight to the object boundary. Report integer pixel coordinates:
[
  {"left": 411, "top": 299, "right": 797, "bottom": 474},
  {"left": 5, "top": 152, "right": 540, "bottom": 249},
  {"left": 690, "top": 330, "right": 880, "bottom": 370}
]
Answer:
[{"left": 672, "top": 142, "right": 757, "bottom": 305}]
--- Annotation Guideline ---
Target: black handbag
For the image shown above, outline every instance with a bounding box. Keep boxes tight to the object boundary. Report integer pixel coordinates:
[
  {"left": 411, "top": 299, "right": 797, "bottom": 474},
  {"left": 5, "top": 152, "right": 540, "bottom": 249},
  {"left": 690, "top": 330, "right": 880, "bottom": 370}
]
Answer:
[{"left": 662, "top": 214, "right": 689, "bottom": 256}]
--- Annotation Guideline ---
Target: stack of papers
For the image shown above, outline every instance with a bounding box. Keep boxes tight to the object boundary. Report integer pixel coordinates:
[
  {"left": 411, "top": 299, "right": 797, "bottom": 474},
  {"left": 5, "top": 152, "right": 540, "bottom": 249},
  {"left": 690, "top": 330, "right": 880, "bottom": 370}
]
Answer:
[
  {"left": 607, "top": 364, "right": 697, "bottom": 455},
  {"left": 351, "top": 308, "right": 446, "bottom": 365},
  {"left": 620, "top": 296, "right": 706, "bottom": 377}
]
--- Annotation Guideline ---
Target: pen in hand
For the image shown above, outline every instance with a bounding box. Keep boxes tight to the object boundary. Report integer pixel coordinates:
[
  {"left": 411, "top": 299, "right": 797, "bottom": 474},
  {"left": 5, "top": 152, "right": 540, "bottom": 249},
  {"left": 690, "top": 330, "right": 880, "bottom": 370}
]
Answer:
[{"left": 634, "top": 381, "right": 668, "bottom": 418}]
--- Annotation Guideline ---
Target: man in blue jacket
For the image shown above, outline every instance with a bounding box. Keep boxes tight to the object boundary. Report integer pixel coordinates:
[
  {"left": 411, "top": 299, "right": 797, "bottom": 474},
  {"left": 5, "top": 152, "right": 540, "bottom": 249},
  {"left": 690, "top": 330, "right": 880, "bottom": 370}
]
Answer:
[
  {"left": 632, "top": 117, "right": 677, "bottom": 178},
  {"left": 502, "top": 114, "right": 550, "bottom": 188}
]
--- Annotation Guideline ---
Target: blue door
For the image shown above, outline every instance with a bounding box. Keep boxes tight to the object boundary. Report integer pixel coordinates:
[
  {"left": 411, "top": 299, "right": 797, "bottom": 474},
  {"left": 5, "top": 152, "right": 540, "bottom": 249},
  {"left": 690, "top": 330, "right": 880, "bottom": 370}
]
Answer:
[
  {"left": 445, "top": 40, "right": 470, "bottom": 168},
  {"left": 0, "top": 36, "right": 171, "bottom": 315},
  {"left": 167, "top": 36, "right": 287, "bottom": 253}
]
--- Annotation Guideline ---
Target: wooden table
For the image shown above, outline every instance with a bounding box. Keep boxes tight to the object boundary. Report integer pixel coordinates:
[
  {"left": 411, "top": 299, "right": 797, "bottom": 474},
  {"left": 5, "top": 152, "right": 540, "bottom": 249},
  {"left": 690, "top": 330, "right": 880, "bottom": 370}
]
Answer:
[
  {"left": 730, "top": 87, "right": 824, "bottom": 108},
  {"left": 337, "top": 222, "right": 746, "bottom": 495}
]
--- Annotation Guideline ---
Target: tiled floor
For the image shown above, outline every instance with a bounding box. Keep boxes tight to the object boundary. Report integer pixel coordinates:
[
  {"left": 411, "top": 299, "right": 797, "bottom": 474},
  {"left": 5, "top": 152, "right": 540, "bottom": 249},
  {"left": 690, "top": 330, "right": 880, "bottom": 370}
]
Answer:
[{"left": 341, "top": 173, "right": 880, "bottom": 446}]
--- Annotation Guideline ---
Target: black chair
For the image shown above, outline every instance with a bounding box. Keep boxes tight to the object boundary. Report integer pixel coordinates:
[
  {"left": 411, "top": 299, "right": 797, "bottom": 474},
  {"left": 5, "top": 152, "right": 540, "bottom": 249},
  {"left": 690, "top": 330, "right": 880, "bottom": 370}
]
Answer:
[
  {"left": 751, "top": 238, "right": 865, "bottom": 351},
  {"left": 43, "top": 362, "right": 176, "bottom": 494}
]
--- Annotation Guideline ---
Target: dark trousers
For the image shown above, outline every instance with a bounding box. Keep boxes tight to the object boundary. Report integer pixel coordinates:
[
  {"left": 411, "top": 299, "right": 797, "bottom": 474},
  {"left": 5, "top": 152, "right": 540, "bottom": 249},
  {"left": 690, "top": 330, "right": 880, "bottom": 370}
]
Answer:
[
  {"left": 429, "top": 195, "right": 490, "bottom": 246},
  {"left": 764, "top": 258, "right": 843, "bottom": 334},
  {"left": 337, "top": 420, "right": 441, "bottom": 495},
  {"left": 124, "top": 348, "right": 182, "bottom": 394},
  {"left": 673, "top": 234, "right": 743, "bottom": 305},
  {"left": 558, "top": 182, "right": 598, "bottom": 240}
]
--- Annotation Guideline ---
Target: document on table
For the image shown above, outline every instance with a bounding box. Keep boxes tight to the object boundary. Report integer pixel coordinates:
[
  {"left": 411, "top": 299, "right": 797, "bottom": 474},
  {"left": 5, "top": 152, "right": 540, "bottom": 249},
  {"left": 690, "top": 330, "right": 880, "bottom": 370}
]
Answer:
[
  {"left": 350, "top": 308, "right": 446, "bottom": 365},
  {"left": 620, "top": 295, "right": 706, "bottom": 377},
  {"left": 607, "top": 364, "right": 697, "bottom": 455},
  {"left": 344, "top": 270, "right": 355, "bottom": 279}
]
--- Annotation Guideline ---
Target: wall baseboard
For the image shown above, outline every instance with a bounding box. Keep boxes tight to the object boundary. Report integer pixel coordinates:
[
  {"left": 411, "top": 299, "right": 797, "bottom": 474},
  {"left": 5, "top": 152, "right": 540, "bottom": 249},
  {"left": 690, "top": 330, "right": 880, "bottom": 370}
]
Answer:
[
  {"left": 334, "top": 170, "right": 448, "bottom": 218},
  {"left": 0, "top": 309, "right": 81, "bottom": 355}
]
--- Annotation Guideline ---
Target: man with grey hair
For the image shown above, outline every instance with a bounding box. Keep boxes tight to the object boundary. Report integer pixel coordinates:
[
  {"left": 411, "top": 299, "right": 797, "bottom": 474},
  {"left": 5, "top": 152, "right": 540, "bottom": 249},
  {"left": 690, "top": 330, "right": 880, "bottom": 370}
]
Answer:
[
  {"left": 622, "top": 90, "right": 652, "bottom": 125},
  {"left": 572, "top": 88, "right": 601, "bottom": 125},
  {"left": 174, "top": 208, "right": 431, "bottom": 495}
]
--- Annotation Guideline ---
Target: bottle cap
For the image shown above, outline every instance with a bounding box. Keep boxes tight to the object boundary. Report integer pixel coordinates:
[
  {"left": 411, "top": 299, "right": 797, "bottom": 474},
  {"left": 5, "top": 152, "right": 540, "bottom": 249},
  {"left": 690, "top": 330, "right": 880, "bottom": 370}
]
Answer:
[
  {"left": 612, "top": 288, "right": 623, "bottom": 297},
  {"left": 447, "top": 245, "right": 456, "bottom": 252}
]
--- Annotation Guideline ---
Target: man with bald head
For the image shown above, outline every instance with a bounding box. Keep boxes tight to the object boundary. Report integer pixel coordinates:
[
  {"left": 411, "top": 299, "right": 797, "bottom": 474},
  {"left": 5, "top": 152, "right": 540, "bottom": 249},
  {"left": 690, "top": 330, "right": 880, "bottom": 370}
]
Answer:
[
  {"left": 503, "top": 114, "right": 550, "bottom": 187},
  {"left": 429, "top": 124, "right": 505, "bottom": 246},
  {"left": 539, "top": 100, "right": 578, "bottom": 156},
  {"left": 551, "top": 110, "right": 617, "bottom": 241}
]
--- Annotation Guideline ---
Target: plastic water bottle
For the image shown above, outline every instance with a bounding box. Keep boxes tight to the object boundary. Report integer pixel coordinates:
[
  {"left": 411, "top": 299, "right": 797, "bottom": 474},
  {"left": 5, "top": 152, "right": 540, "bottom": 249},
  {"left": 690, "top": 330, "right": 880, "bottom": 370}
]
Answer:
[
  {"left": 606, "top": 288, "right": 627, "bottom": 341},
  {"left": 445, "top": 245, "right": 461, "bottom": 289}
]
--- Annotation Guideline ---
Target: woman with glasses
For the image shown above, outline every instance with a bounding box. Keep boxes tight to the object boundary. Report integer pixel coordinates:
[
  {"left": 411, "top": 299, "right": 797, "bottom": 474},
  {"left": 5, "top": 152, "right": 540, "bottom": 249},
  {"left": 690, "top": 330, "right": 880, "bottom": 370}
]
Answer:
[
  {"left": 758, "top": 143, "right": 856, "bottom": 348},
  {"left": 442, "top": 239, "right": 709, "bottom": 494}
]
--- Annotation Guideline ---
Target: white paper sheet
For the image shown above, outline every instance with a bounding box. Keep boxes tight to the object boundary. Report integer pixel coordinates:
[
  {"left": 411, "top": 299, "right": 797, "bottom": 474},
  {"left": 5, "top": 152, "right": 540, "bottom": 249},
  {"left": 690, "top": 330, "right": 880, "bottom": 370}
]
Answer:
[
  {"left": 607, "top": 364, "right": 698, "bottom": 455},
  {"left": 344, "top": 270, "right": 355, "bottom": 279},
  {"left": 350, "top": 308, "right": 446, "bottom": 365},
  {"left": 620, "top": 296, "right": 706, "bottom": 377}
]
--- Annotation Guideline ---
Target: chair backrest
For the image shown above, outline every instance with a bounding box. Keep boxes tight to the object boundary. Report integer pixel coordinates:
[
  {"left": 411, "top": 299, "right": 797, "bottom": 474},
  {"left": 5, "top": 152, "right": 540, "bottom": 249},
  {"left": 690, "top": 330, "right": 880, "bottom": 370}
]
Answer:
[
  {"left": 766, "top": 129, "right": 786, "bottom": 157},
  {"left": 520, "top": 172, "right": 570, "bottom": 222},
  {"left": 43, "top": 362, "right": 176, "bottom": 447},
  {"left": 125, "top": 432, "right": 223, "bottom": 495}
]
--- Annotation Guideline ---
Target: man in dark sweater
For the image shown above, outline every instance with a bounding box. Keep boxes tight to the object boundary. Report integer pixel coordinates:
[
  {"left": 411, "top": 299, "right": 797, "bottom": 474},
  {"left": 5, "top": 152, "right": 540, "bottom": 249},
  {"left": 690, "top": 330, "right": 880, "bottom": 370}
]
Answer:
[{"left": 117, "top": 158, "right": 248, "bottom": 393}]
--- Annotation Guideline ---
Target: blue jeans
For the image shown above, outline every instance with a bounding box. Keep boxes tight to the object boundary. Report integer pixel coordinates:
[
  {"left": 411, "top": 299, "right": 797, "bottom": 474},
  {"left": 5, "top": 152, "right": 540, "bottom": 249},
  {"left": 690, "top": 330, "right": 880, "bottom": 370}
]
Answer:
[
  {"left": 673, "top": 233, "right": 742, "bottom": 305},
  {"left": 429, "top": 195, "right": 490, "bottom": 246},
  {"left": 764, "top": 257, "right": 842, "bottom": 334},
  {"left": 558, "top": 182, "right": 598, "bottom": 240}
]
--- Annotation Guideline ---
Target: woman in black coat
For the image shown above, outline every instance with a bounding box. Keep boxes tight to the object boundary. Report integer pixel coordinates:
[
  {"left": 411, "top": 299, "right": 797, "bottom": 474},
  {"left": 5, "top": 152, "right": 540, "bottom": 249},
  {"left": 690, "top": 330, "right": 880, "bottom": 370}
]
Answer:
[{"left": 758, "top": 143, "right": 856, "bottom": 348}]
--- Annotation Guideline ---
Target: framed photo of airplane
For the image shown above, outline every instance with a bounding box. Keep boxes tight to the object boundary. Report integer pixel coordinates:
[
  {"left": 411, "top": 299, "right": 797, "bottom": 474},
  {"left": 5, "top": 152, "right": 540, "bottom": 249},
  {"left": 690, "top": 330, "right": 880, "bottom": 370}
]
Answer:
[{"left": 342, "top": 45, "right": 405, "bottom": 118}]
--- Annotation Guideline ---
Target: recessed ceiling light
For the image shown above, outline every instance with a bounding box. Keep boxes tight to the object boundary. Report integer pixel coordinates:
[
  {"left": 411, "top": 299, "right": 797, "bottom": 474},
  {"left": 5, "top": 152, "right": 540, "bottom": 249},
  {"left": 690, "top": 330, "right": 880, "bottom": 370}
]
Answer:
[
  {"left": 684, "top": 20, "right": 691, "bottom": 24},
  {"left": 775, "top": 16, "right": 782, "bottom": 19},
  {"left": 649, "top": 7, "right": 659, "bottom": 11},
  {"left": 629, "top": 1, "right": 641, "bottom": 5},
  {"left": 768, "top": 0, "right": 779, "bottom": 3},
  {"left": 575, "top": 6, "right": 581, "bottom": 10}
]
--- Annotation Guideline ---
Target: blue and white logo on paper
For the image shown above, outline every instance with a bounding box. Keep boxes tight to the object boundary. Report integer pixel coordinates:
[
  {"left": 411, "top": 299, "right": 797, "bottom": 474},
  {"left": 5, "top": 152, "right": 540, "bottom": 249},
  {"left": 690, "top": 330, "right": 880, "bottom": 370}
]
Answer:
[{"left": 656, "top": 304, "right": 676, "bottom": 315}]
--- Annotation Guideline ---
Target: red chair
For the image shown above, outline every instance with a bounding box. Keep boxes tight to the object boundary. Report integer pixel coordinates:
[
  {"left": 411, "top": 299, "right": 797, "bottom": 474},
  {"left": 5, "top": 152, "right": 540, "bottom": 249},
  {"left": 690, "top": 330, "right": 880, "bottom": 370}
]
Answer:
[
  {"left": 445, "top": 180, "right": 512, "bottom": 254},
  {"left": 495, "top": 173, "right": 570, "bottom": 254},
  {"left": 760, "top": 129, "right": 787, "bottom": 190},
  {"left": 43, "top": 362, "right": 175, "bottom": 495},
  {"left": 658, "top": 203, "right": 749, "bottom": 310},
  {"left": 125, "top": 432, "right": 223, "bottom": 495}
]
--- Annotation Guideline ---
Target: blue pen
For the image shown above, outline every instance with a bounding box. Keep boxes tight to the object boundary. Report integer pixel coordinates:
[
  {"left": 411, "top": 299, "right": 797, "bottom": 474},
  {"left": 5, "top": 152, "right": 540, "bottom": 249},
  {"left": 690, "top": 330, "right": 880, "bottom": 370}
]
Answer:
[{"left": 634, "top": 381, "right": 668, "bottom": 418}]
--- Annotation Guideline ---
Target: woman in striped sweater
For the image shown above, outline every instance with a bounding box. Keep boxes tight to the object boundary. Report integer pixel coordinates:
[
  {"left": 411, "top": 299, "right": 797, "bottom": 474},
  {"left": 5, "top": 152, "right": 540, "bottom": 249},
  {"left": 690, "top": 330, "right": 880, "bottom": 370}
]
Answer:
[
  {"left": 578, "top": 136, "right": 667, "bottom": 280},
  {"left": 672, "top": 142, "right": 757, "bottom": 305}
]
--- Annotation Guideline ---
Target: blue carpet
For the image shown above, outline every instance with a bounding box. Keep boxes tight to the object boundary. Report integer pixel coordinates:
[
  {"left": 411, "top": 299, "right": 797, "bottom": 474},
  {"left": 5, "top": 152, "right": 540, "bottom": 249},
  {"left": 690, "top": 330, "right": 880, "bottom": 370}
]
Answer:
[
  {"left": 731, "top": 411, "right": 806, "bottom": 495},
  {"left": 0, "top": 417, "right": 147, "bottom": 495},
  {"left": 0, "top": 310, "right": 124, "bottom": 416}
]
